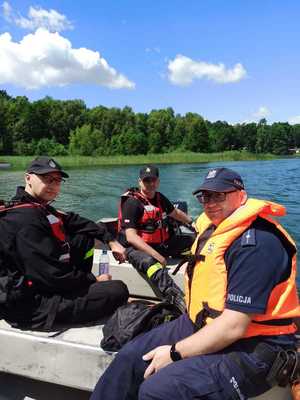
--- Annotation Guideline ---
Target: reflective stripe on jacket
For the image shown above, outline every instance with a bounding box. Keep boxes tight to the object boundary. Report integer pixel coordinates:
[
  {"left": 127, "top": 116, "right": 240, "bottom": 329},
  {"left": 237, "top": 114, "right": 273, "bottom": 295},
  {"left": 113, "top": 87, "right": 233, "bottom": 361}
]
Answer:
[
  {"left": 185, "top": 198, "right": 300, "bottom": 337},
  {"left": 118, "top": 189, "right": 169, "bottom": 244}
]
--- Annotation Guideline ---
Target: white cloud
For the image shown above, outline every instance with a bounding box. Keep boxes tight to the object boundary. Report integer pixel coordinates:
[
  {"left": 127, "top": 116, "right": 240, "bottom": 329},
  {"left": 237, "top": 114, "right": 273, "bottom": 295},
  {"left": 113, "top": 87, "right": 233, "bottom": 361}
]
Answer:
[
  {"left": 253, "top": 106, "right": 270, "bottom": 119},
  {"left": 0, "top": 28, "right": 135, "bottom": 89},
  {"left": 145, "top": 47, "right": 161, "bottom": 54},
  {"left": 167, "top": 54, "right": 247, "bottom": 86},
  {"left": 238, "top": 106, "right": 271, "bottom": 124},
  {"left": 288, "top": 115, "right": 300, "bottom": 125},
  {"left": 1, "top": 1, "right": 12, "bottom": 21},
  {"left": 1, "top": 1, "right": 73, "bottom": 32}
]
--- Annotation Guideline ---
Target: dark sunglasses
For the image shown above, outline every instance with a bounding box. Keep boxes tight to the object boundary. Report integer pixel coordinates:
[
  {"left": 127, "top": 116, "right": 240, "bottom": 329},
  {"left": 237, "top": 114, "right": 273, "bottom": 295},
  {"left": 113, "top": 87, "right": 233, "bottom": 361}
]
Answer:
[
  {"left": 38, "top": 174, "right": 65, "bottom": 185},
  {"left": 142, "top": 177, "right": 158, "bottom": 183},
  {"left": 196, "top": 191, "right": 237, "bottom": 204}
]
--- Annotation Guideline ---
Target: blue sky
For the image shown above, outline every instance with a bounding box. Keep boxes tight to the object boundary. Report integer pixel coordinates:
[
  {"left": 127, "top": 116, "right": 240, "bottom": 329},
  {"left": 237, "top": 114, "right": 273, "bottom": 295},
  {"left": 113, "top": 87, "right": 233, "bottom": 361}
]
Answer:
[{"left": 0, "top": 0, "right": 300, "bottom": 124}]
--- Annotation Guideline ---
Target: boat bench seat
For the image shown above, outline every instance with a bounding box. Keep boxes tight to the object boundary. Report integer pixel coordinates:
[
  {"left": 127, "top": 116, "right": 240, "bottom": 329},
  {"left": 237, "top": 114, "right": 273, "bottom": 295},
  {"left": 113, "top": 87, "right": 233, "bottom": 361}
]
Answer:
[
  {"left": 0, "top": 319, "right": 113, "bottom": 392},
  {"left": 0, "top": 320, "right": 292, "bottom": 399}
]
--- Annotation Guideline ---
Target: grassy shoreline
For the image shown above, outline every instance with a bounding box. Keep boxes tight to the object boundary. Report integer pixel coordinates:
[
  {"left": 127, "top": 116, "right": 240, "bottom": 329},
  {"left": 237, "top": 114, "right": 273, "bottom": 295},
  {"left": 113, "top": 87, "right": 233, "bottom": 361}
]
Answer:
[{"left": 0, "top": 151, "right": 279, "bottom": 171}]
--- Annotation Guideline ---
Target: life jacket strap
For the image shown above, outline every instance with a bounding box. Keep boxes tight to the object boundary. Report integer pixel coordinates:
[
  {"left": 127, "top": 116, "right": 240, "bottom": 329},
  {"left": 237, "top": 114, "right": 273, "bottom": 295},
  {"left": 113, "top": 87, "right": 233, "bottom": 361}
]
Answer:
[
  {"left": 172, "top": 254, "right": 205, "bottom": 276},
  {"left": 194, "top": 301, "right": 222, "bottom": 330},
  {"left": 252, "top": 318, "right": 294, "bottom": 326}
]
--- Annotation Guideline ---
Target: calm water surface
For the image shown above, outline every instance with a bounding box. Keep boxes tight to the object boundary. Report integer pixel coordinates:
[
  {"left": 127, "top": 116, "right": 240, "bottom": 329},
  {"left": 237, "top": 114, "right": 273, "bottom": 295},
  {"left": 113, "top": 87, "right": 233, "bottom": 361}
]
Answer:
[{"left": 1, "top": 158, "right": 299, "bottom": 281}]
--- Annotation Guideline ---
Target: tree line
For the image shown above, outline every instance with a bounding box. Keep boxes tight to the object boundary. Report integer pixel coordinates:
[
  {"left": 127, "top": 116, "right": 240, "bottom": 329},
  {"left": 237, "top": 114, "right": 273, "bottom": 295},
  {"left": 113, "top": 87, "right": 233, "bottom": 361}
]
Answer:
[{"left": 0, "top": 90, "right": 299, "bottom": 156}]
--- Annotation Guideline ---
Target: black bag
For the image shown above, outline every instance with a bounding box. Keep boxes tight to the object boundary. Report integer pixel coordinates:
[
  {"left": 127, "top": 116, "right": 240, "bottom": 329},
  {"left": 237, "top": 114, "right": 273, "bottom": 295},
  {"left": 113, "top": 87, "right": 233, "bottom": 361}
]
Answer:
[{"left": 101, "top": 300, "right": 181, "bottom": 351}]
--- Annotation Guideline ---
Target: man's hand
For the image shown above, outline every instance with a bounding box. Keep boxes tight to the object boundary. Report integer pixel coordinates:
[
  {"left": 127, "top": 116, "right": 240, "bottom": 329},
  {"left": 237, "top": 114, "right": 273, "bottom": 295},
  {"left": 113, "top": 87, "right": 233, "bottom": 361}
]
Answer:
[
  {"left": 142, "top": 345, "right": 172, "bottom": 379},
  {"left": 96, "top": 274, "right": 112, "bottom": 282},
  {"left": 109, "top": 240, "right": 126, "bottom": 263},
  {"left": 155, "top": 254, "right": 167, "bottom": 267}
]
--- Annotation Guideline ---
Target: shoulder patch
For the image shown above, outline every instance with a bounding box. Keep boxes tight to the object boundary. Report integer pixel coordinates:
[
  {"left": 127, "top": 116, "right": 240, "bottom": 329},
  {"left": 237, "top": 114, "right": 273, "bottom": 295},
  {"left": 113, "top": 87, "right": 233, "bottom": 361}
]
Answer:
[{"left": 241, "top": 228, "right": 256, "bottom": 247}]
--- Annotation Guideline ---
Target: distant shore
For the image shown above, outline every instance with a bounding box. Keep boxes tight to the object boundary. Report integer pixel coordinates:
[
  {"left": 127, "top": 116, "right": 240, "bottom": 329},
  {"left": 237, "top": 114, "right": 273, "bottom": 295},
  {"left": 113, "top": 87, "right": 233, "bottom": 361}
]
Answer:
[{"left": 0, "top": 151, "right": 285, "bottom": 171}]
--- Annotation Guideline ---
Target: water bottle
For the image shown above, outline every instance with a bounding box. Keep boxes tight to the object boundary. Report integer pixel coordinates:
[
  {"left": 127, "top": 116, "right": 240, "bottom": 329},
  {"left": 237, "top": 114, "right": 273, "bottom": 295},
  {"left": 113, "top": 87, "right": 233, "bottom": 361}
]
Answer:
[{"left": 99, "top": 249, "right": 110, "bottom": 275}]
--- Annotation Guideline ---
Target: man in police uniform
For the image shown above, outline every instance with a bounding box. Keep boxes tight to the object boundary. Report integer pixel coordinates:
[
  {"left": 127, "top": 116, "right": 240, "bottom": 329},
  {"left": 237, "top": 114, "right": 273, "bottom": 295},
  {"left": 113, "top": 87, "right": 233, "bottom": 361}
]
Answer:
[
  {"left": 118, "top": 165, "right": 194, "bottom": 309},
  {"left": 0, "top": 156, "right": 129, "bottom": 330},
  {"left": 91, "top": 167, "right": 300, "bottom": 400}
]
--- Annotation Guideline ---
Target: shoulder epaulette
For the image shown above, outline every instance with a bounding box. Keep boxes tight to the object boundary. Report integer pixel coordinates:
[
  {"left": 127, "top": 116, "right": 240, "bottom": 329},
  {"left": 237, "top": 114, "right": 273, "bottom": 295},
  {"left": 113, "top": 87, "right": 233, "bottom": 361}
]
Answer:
[
  {"left": 0, "top": 200, "right": 21, "bottom": 210},
  {"left": 0, "top": 200, "right": 40, "bottom": 213},
  {"left": 241, "top": 228, "right": 256, "bottom": 246},
  {"left": 121, "top": 188, "right": 149, "bottom": 205}
]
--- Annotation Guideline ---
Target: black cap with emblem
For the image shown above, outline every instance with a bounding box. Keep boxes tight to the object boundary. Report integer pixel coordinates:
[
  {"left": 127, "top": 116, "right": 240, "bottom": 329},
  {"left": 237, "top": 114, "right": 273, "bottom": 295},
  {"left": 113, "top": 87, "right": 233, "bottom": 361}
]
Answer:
[
  {"left": 26, "top": 156, "right": 69, "bottom": 178},
  {"left": 139, "top": 165, "right": 159, "bottom": 180},
  {"left": 192, "top": 167, "right": 244, "bottom": 195}
]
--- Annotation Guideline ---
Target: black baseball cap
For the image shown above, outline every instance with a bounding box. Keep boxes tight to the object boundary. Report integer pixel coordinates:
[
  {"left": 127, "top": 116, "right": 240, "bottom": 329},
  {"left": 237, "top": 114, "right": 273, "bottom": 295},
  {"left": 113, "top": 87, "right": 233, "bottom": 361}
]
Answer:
[
  {"left": 26, "top": 156, "right": 69, "bottom": 178},
  {"left": 139, "top": 165, "right": 159, "bottom": 180},
  {"left": 192, "top": 167, "right": 244, "bottom": 195}
]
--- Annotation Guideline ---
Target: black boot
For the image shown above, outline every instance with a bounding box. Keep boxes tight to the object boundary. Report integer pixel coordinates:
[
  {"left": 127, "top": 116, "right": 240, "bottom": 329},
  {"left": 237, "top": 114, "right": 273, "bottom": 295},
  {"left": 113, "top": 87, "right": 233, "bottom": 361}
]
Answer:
[
  {"left": 125, "top": 247, "right": 186, "bottom": 313},
  {"left": 151, "top": 268, "right": 186, "bottom": 314}
]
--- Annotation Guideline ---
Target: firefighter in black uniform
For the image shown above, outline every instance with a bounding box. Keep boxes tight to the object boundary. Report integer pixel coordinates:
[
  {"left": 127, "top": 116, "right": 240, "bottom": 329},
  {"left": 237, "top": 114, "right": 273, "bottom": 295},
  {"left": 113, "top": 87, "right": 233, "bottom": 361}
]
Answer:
[
  {"left": 118, "top": 165, "right": 195, "bottom": 311},
  {"left": 0, "top": 156, "right": 129, "bottom": 330}
]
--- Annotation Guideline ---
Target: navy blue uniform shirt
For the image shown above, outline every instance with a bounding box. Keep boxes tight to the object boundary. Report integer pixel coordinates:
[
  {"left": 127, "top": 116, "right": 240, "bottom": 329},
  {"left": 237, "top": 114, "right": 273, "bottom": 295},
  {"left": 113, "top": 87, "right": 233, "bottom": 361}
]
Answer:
[{"left": 224, "top": 216, "right": 295, "bottom": 346}]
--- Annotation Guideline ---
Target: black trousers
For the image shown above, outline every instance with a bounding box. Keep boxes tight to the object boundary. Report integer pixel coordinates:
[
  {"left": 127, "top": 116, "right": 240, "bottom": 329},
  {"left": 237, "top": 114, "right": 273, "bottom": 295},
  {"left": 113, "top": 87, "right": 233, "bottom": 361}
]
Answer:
[
  {"left": 122, "top": 233, "right": 194, "bottom": 274},
  {"left": 54, "top": 280, "right": 129, "bottom": 325},
  {"left": 4, "top": 280, "right": 129, "bottom": 330},
  {"left": 122, "top": 234, "right": 194, "bottom": 303}
]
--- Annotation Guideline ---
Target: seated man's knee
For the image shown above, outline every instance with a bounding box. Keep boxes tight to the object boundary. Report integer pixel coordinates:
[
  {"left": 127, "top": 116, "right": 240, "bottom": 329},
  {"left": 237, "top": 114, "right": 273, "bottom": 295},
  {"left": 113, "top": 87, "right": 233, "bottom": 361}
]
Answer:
[
  {"left": 109, "top": 280, "right": 129, "bottom": 304},
  {"left": 126, "top": 250, "right": 156, "bottom": 274},
  {"left": 119, "top": 337, "right": 138, "bottom": 356},
  {"left": 139, "top": 377, "right": 162, "bottom": 400}
]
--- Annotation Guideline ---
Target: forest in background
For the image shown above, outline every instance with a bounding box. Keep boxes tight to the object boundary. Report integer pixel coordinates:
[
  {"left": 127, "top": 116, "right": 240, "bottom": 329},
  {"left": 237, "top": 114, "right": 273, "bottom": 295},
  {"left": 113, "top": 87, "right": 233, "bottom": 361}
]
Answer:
[{"left": 1, "top": 90, "right": 300, "bottom": 157}]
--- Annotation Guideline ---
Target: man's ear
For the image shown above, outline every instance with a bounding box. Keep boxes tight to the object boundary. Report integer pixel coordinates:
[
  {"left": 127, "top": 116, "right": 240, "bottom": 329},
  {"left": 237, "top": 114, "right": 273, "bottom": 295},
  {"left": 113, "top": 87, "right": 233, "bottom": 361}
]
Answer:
[
  {"left": 25, "top": 173, "right": 32, "bottom": 186},
  {"left": 240, "top": 190, "right": 248, "bottom": 205}
]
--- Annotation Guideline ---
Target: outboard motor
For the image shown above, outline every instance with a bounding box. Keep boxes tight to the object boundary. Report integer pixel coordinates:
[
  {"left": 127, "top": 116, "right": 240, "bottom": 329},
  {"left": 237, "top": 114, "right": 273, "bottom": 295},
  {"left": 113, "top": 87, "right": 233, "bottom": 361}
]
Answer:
[{"left": 167, "top": 201, "right": 196, "bottom": 240}]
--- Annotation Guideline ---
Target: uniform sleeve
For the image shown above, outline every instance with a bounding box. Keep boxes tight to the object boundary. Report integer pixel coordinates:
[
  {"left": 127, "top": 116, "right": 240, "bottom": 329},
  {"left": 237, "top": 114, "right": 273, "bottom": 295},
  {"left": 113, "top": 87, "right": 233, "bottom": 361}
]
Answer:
[
  {"left": 121, "top": 197, "right": 144, "bottom": 229},
  {"left": 61, "top": 211, "right": 114, "bottom": 243},
  {"left": 15, "top": 215, "right": 95, "bottom": 294},
  {"left": 158, "top": 193, "right": 175, "bottom": 214},
  {"left": 224, "top": 227, "right": 290, "bottom": 314}
]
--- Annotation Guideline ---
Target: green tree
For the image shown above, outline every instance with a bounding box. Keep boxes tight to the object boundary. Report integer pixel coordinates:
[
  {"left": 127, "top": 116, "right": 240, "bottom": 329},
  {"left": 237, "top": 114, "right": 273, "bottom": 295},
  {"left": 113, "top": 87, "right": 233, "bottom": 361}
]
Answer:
[
  {"left": 2, "top": 96, "right": 31, "bottom": 151},
  {"left": 14, "top": 140, "right": 36, "bottom": 155},
  {"left": 270, "top": 123, "right": 291, "bottom": 155},
  {"left": 170, "top": 115, "right": 186, "bottom": 150},
  {"left": 183, "top": 113, "right": 208, "bottom": 152},
  {"left": 147, "top": 108, "right": 175, "bottom": 153},
  {"left": 0, "top": 97, "right": 10, "bottom": 154},
  {"left": 135, "top": 113, "right": 148, "bottom": 137},
  {"left": 291, "top": 124, "right": 300, "bottom": 148},
  {"left": 0, "top": 90, "right": 11, "bottom": 101},
  {"left": 256, "top": 124, "right": 272, "bottom": 153},
  {"left": 69, "top": 124, "right": 105, "bottom": 155},
  {"left": 34, "top": 138, "right": 68, "bottom": 156},
  {"left": 48, "top": 99, "right": 87, "bottom": 145},
  {"left": 234, "top": 123, "right": 257, "bottom": 152},
  {"left": 122, "top": 128, "right": 148, "bottom": 155},
  {"left": 21, "top": 98, "right": 52, "bottom": 142},
  {"left": 208, "top": 121, "right": 235, "bottom": 152}
]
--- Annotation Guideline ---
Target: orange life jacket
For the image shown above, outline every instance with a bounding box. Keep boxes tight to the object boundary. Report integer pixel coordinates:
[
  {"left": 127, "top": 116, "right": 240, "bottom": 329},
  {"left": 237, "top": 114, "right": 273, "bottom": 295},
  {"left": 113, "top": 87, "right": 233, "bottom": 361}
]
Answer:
[
  {"left": 118, "top": 189, "right": 170, "bottom": 244},
  {"left": 185, "top": 198, "right": 300, "bottom": 337}
]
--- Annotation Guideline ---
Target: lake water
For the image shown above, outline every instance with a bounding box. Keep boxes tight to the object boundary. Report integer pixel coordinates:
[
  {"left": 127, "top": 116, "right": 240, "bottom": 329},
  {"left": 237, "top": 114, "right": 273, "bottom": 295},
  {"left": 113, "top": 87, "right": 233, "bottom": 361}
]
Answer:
[{"left": 1, "top": 158, "right": 299, "bottom": 281}]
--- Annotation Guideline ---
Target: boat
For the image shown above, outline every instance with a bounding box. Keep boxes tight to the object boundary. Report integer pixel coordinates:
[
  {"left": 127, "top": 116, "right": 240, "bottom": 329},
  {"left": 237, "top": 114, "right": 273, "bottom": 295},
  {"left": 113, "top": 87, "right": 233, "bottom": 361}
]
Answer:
[
  {"left": 0, "top": 218, "right": 295, "bottom": 399},
  {"left": 0, "top": 162, "right": 11, "bottom": 169}
]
